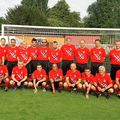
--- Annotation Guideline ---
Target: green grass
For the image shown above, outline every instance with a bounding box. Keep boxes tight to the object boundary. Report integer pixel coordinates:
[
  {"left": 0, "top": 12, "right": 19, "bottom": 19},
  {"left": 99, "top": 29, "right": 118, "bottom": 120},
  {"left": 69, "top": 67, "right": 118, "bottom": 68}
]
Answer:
[{"left": 0, "top": 89, "right": 119, "bottom": 120}]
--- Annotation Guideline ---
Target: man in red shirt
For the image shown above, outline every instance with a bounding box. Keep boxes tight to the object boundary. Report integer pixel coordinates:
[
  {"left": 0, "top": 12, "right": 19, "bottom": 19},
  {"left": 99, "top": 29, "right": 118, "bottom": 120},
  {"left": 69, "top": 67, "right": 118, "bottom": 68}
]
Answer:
[
  {"left": 75, "top": 40, "right": 90, "bottom": 73},
  {"left": 82, "top": 67, "right": 95, "bottom": 99},
  {"left": 0, "top": 38, "right": 7, "bottom": 65},
  {"left": 109, "top": 41, "right": 120, "bottom": 80},
  {"left": 32, "top": 64, "right": 47, "bottom": 93},
  {"left": 10, "top": 60, "right": 28, "bottom": 89},
  {"left": 38, "top": 39, "right": 50, "bottom": 74},
  {"left": 49, "top": 64, "right": 63, "bottom": 94},
  {"left": 114, "top": 70, "right": 120, "bottom": 97},
  {"left": 49, "top": 41, "right": 62, "bottom": 71},
  {"left": 64, "top": 63, "right": 82, "bottom": 92},
  {"left": 28, "top": 38, "right": 38, "bottom": 73},
  {"left": 0, "top": 59, "right": 9, "bottom": 91},
  {"left": 17, "top": 41, "right": 31, "bottom": 76},
  {"left": 61, "top": 38, "right": 76, "bottom": 75},
  {"left": 6, "top": 39, "right": 18, "bottom": 76},
  {"left": 94, "top": 66, "right": 113, "bottom": 99},
  {"left": 90, "top": 39, "right": 106, "bottom": 75}
]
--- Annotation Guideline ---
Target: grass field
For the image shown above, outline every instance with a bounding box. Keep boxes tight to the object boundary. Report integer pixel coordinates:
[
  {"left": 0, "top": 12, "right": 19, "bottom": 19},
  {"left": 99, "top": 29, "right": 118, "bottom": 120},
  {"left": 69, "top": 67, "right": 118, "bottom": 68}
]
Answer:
[{"left": 0, "top": 88, "right": 119, "bottom": 120}]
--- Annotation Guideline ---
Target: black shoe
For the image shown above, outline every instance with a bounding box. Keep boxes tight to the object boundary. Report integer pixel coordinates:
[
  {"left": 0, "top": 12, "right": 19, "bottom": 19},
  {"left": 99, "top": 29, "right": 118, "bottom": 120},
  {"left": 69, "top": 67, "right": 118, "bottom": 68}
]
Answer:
[
  {"left": 4, "top": 87, "right": 8, "bottom": 92},
  {"left": 58, "top": 89, "right": 62, "bottom": 93},
  {"left": 106, "top": 94, "right": 110, "bottom": 99},
  {"left": 117, "top": 94, "right": 120, "bottom": 98},
  {"left": 96, "top": 93, "right": 101, "bottom": 98}
]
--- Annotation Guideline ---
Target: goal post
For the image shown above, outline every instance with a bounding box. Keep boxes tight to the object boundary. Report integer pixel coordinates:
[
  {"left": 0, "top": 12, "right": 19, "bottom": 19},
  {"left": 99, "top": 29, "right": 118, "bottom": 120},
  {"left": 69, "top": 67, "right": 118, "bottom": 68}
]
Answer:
[{"left": 1, "top": 24, "right": 120, "bottom": 72}]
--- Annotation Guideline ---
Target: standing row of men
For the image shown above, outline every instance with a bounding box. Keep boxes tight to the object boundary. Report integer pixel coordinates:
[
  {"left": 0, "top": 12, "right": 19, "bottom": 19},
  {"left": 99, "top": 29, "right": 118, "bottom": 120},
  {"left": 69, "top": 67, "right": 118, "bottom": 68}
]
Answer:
[{"left": 0, "top": 37, "right": 119, "bottom": 97}]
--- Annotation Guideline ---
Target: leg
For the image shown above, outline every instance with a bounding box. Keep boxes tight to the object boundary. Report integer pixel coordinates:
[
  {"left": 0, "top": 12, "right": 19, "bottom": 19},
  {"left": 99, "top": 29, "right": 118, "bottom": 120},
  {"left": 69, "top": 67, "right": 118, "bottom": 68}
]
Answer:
[
  {"left": 50, "top": 79, "right": 56, "bottom": 94},
  {"left": 77, "top": 83, "right": 82, "bottom": 91},
  {"left": 42, "top": 82, "right": 47, "bottom": 92},
  {"left": 4, "top": 78, "right": 9, "bottom": 91},
  {"left": 64, "top": 82, "right": 71, "bottom": 91},
  {"left": 58, "top": 82, "right": 63, "bottom": 92}
]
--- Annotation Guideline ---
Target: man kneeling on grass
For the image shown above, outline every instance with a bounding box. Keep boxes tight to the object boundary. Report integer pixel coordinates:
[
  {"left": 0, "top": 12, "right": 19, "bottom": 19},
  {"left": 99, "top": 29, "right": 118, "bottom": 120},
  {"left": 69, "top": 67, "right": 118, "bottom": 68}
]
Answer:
[
  {"left": 114, "top": 69, "right": 120, "bottom": 98},
  {"left": 10, "top": 60, "right": 28, "bottom": 89},
  {"left": 49, "top": 64, "right": 63, "bottom": 94},
  {"left": 0, "top": 59, "right": 9, "bottom": 91},
  {"left": 33, "top": 64, "right": 47, "bottom": 93},
  {"left": 94, "top": 66, "right": 114, "bottom": 99},
  {"left": 82, "top": 67, "right": 95, "bottom": 99},
  {"left": 64, "top": 63, "right": 82, "bottom": 93}
]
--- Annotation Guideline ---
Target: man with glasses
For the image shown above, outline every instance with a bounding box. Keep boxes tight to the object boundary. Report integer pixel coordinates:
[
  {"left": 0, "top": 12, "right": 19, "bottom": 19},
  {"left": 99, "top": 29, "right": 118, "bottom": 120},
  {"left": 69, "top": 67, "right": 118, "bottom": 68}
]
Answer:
[{"left": 38, "top": 39, "right": 50, "bottom": 74}]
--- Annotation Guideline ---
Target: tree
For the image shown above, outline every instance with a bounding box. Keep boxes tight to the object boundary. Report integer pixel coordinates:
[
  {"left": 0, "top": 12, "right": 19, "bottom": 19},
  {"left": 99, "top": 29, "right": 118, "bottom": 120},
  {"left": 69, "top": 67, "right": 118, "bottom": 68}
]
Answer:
[
  {"left": 84, "top": 0, "right": 120, "bottom": 28},
  {"left": 5, "top": 0, "right": 48, "bottom": 26},
  {"left": 21, "top": 0, "right": 48, "bottom": 12},
  {"left": 0, "top": 17, "right": 6, "bottom": 30},
  {"left": 5, "top": 5, "right": 48, "bottom": 25},
  {"left": 47, "top": 0, "right": 81, "bottom": 27}
]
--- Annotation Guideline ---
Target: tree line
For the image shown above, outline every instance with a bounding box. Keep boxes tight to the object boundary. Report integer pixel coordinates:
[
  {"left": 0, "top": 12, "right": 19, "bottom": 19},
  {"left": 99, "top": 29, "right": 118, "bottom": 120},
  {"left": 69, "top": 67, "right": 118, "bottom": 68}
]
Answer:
[{"left": 0, "top": 0, "right": 120, "bottom": 28}]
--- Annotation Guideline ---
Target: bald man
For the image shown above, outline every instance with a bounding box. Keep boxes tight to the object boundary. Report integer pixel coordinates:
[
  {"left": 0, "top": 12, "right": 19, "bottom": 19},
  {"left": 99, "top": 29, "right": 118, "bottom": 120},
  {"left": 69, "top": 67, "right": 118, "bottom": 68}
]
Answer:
[
  {"left": 49, "top": 64, "right": 63, "bottom": 94},
  {"left": 75, "top": 40, "right": 90, "bottom": 73},
  {"left": 64, "top": 63, "right": 82, "bottom": 93}
]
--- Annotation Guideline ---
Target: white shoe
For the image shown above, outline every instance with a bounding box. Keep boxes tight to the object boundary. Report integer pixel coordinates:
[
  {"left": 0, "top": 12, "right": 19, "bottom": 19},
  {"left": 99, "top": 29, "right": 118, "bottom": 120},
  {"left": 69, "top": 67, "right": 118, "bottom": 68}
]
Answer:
[{"left": 43, "top": 88, "right": 46, "bottom": 92}]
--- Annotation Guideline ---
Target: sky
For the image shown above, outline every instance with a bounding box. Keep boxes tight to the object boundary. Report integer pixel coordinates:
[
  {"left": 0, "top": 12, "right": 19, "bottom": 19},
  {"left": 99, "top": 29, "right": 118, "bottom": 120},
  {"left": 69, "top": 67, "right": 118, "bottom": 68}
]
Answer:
[{"left": 0, "top": 0, "right": 96, "bottom": 19}]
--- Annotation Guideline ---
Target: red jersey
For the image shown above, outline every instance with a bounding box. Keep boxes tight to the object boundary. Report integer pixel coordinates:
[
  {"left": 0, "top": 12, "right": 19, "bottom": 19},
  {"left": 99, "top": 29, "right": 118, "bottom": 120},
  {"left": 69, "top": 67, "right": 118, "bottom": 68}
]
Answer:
[
  {"left": 116, "top": 70, "right": 120, "bottom": 81},
  {"left": 0, "top": 46, "right": 7, "bottom": 59},
  {"left": 49, "top": 49, "right": 62, "bottom": 63},
  {"left": 17, "top": 48, "right": 31, "bottom": 63},
  {"left": 75, "top": 47, "right": 90, "bottom": 64},
  {"left": 95, "top": 73, "right": 112, "bottom": 88},
  {"left": 90, "top": 47, "right": 106, "bottom": 63},
  {"left": 82, "top": 72, "right": 95, "bottom": 84},
  {"left": 38, "top": 47, "right": 50, "bottom": 60},
  {"left": 28, "top": 46, "right": 38, "bottom": 60},
  {"left": 109, "top": 49, "right": 120, "bottom": 65},
  {"left": 33, "top": 69, "right": 46, "bottom": 81},
  {"left": 49, "top": 69, "right": 63, "bottom": 80},
  {"left": 6, "top": 46, "right": 18, "bottom": 62},
  {"left": 61, "top": 44, "right": 76, "bottom": 60},
  {"left": 12, "top": 66, "right": 27, "bottom": 81},
  {"left": 66, "top": 70, "right": 81, "bottom": 84},
  {"left": 0, "top": 65, "right": 8, "bottom": 80}
]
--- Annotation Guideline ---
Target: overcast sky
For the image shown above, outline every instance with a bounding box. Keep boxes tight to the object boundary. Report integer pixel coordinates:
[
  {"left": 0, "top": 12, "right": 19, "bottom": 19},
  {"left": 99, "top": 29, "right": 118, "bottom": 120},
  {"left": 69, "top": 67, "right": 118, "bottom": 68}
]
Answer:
[{"left": 0, "top": 0, "right": 96, "bottom": 18}]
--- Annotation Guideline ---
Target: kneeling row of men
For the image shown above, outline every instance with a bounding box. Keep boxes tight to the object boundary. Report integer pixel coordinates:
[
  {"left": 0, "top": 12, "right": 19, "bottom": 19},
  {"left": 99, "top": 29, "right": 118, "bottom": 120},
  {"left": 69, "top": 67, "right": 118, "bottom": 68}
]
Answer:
[{"left": 0, "top": 59, "right": 120, "bottom": 99}]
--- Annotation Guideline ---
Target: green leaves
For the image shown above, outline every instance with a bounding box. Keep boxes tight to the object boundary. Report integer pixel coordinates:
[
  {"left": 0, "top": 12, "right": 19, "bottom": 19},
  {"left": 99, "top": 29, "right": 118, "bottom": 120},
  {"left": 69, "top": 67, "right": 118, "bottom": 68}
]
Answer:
[{"left": 84, "top": 0, "right": 120, "bottom": 28}]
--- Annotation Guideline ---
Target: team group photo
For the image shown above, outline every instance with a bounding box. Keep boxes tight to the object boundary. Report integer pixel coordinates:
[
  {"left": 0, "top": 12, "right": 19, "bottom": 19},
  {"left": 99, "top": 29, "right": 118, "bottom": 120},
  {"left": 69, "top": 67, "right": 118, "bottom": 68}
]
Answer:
[{"left": 0, "top": 0, "right": 120, "bottom": 120}]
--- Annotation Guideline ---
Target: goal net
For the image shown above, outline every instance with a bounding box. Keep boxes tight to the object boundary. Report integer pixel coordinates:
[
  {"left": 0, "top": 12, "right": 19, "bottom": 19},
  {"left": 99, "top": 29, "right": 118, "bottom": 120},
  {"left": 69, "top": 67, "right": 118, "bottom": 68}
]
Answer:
[{"left": 1, "top": 24, "right": 120, "bottom": 72}]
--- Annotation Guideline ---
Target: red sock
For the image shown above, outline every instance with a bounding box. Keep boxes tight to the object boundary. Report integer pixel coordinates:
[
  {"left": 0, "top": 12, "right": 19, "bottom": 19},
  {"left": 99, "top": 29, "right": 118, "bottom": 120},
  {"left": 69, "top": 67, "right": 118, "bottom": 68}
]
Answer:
[
  {"left": 5, "top": 81, "right": 9, "bottom": 88},
  {"left": 77, "top": 87, "right": 81, "bottom": 91},
  {"left": 65, "top": 86, "right": 71, "bottom": 91},
  {"left": 58, "top": 83, "right": 63, "bottom": 90},
  {"left": 117, "top": 90, "right": 120, "bottom": 95},
  {"left": 42, "top": 84, "right": 46, "bottom": 89}
]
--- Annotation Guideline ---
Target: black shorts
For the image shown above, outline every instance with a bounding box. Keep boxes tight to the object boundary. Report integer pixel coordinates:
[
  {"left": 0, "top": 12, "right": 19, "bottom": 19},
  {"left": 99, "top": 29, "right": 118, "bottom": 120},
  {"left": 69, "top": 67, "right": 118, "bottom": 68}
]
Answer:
[
  {"left": 110, "top": 64, "right": 120, "bottom": 81},
  {"left": 91, "top": 62, "right": 103, "bottom": 76},
  {"left": 77, "top": 63, "right": 88, "bottom": 73}
]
